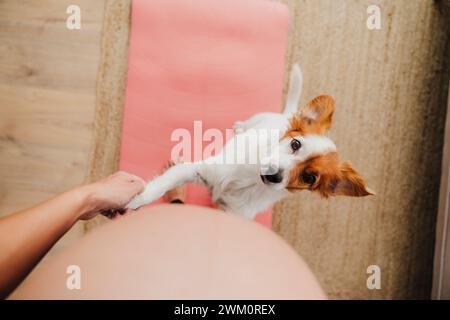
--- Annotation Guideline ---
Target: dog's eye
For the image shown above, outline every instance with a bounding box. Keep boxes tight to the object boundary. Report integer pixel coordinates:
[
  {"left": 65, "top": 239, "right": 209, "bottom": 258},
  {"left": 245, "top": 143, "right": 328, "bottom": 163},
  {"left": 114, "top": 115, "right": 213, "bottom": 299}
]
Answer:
[
  {"left": 290, "top": 139, "right": 302, "bottom": 151},
  {"left": 301, "top": 171, "right": 317, "bottom": 185}
]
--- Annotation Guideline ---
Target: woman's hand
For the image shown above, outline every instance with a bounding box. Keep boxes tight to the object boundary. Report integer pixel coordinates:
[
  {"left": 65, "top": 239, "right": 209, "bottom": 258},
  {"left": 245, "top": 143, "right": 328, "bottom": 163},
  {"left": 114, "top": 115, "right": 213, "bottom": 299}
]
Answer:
[
  {"left": 0, "top": 170, "right": 146, "bottom": 298},
  {"left": 78, "top": 171, "right": 146, "bottom": 220}
]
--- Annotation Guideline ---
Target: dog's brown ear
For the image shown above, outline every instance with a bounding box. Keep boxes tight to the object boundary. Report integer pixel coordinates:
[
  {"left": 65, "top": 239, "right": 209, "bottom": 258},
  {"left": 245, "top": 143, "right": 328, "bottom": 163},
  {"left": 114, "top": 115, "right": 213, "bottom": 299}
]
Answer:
[
  {"left": 289, "top": 95, "right": 335, "bottom": 135},
  {"left": 331, "top": 161, "right": 374, "bottom": 197}
]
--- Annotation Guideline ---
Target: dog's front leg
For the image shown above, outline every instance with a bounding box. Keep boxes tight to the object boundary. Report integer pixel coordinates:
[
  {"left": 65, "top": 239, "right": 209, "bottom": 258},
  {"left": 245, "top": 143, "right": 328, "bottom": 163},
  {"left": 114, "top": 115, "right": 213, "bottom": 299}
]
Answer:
[{"left": 126, "top": 162, "right": 202, "bottom": 210}]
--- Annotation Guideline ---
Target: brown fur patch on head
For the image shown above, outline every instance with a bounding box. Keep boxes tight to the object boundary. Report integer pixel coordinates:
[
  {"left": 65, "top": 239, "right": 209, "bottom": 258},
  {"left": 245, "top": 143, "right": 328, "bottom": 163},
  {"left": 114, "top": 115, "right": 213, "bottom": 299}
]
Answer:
[
  {"left": 287, "top": 152, "right": 374, "bottom": 197},
  {"left": 285, "top": 95, "right": 335, "bottom": 137}
]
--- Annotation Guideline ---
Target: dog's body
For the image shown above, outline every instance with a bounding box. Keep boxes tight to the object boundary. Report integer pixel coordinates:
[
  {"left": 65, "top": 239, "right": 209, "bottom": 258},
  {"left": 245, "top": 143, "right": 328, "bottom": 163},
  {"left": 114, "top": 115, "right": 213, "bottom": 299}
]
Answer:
[{"left": 126, "top": 65, "right": 373, "bottom": 218}]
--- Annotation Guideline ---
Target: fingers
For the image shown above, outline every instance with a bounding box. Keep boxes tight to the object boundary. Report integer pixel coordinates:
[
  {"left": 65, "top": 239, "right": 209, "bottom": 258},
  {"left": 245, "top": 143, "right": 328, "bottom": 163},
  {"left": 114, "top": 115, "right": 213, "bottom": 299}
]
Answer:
[
  {"left": 128, "top": 175, "right": 146, "bottom": 194},
  {"left": 94, "top": 171, "right": 147, "bottom": 213},
  {"left": 128, "top": 173, "right": 146, "bottom": 187},
  {"left": 115, "top": 171, "right": 146, "bottom": 193}
]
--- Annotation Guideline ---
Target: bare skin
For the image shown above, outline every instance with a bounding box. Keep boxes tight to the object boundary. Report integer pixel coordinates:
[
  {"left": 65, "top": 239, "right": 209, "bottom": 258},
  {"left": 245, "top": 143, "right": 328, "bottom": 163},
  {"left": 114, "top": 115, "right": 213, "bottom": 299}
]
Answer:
[
  {"left": 1, "top": 168, "right": 325, "bottom": 300},
  {"left": 10, "top": 205, "right": 326, "bottom": 299},
  {"left": 0, "top": 171, "right": 145, "bottom": 299}
]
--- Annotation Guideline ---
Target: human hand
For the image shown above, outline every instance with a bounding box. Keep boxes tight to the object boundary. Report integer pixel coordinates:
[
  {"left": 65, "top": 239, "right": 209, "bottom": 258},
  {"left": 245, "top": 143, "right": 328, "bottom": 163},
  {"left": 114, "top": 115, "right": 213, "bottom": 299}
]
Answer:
[{"left": 78, "top": 171, "right": 146, "bottom": 220}]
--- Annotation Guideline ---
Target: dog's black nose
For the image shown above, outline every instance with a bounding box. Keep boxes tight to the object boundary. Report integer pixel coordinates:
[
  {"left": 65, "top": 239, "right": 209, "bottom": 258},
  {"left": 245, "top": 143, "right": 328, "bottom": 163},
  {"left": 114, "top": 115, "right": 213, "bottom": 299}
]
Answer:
[{"left": 261, "top": 171, "right": 283, "bottom": 184}]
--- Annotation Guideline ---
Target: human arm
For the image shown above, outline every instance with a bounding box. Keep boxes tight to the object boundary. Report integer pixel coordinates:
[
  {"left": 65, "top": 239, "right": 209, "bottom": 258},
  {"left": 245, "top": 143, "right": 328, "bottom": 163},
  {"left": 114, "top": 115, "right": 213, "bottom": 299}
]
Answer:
[{"left": 0, "top": 171, "right": 145, "bottom": 298}]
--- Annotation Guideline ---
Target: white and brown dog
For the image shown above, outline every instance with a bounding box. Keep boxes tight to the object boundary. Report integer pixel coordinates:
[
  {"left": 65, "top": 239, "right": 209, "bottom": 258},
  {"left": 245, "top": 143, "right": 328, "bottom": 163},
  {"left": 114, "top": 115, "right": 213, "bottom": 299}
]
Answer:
[{"left": 126, "top": 64, "right": 373, "bottom": 218}]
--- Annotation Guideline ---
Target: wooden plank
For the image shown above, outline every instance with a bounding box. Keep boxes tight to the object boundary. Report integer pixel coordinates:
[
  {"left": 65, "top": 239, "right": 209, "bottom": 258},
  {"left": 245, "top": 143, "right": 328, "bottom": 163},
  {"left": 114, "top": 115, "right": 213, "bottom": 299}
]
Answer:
[{"left": 0, "top": 0, "right": 106, "bottom": 246}]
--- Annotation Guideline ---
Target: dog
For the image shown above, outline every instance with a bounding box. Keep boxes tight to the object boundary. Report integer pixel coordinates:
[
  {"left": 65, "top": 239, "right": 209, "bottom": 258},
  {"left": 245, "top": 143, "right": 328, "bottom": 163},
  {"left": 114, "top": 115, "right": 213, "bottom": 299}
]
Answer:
[{"left": 126, "top": 64, "right": 373, "bottom": 219}]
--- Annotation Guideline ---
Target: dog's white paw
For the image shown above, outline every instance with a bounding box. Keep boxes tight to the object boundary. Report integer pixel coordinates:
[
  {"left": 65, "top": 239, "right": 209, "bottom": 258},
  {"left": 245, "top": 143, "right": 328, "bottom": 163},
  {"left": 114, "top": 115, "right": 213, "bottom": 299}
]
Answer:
[
  {"left": 126, "top": 183, "right": 165, "bottom": 210},
  {"left": 125, "top": 195, "right": 146, "bottom": 210}
]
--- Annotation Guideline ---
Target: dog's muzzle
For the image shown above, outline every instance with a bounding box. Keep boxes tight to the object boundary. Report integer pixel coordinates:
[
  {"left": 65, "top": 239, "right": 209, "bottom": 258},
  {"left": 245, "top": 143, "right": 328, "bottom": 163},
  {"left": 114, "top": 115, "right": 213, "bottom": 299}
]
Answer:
[{"left": 261, "top": 171, "right": 283, "bottom": 184}]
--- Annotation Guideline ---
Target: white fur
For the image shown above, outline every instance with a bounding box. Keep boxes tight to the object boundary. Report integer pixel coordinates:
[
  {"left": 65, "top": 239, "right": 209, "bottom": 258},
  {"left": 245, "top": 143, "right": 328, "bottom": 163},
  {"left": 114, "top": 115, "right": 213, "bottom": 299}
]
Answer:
[
  {"left": 284, "top": 64, "right": 303, "bottom": 116},
  {"left": 126, "top": 64, "right": 334, "bottom": 219}
]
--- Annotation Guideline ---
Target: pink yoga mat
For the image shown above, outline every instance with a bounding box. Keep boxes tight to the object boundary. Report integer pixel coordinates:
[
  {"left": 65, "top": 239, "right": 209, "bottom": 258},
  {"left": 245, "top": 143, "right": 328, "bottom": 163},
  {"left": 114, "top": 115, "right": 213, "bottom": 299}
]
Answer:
[{"left": 120, "top": 0, "right": 289, "bottom": 228}]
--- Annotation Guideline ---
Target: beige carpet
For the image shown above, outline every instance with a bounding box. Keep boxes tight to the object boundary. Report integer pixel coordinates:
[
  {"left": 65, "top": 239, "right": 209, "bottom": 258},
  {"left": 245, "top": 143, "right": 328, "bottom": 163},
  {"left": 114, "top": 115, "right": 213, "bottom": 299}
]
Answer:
[
  {"left": 89, "top": 0, "right": 450, "bottom": 299},
  {"left": 84, "top": 0, "right": 131, "bottom": 230}
]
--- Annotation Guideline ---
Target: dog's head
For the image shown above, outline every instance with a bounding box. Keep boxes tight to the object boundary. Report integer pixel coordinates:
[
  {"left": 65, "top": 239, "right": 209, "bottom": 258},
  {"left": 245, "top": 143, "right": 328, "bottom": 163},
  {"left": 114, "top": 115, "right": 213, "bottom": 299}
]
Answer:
[{"left": 261, "top": 95, "right": 373, "bottom": 197}]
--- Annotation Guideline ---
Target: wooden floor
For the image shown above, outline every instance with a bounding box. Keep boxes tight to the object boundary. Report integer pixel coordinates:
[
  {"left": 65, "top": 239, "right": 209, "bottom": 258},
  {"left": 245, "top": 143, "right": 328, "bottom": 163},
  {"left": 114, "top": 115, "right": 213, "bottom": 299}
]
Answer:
[{"left": 0, "top": 0, "right": 106, "bottom": 246}]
